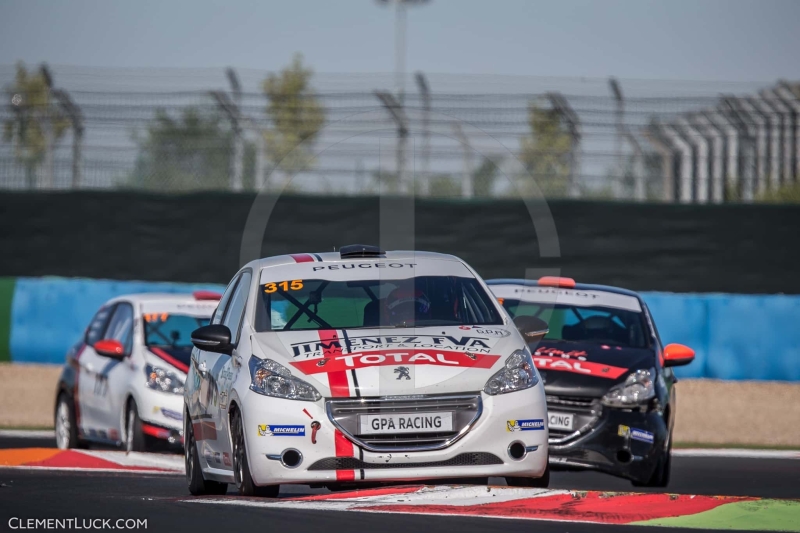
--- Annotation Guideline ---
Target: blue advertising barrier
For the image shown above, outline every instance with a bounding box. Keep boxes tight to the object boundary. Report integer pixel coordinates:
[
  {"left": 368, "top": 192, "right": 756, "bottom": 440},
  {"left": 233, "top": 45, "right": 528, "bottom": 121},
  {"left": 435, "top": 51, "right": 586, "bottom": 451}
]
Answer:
[
  {"left": 9, "top": 278, "right": 224, "bottom": 364},
  {"left": 643, "top": 293, "right": 800, "bottom": 381},
  {"left": 8, "top": 278, "right": 800, "bottom": 381}
]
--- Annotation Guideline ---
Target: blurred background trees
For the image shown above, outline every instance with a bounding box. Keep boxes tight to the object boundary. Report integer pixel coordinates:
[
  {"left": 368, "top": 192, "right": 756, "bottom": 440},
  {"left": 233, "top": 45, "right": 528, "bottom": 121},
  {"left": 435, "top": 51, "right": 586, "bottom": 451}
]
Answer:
[{"left": 2, "top": 63, "right": 69, "bottom": 188}]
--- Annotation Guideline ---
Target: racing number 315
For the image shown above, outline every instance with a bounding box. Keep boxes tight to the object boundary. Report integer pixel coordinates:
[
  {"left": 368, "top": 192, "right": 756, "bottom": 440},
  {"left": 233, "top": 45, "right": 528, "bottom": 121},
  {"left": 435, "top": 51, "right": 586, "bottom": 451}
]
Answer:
[{"left": 264, "top": 280, "right": 304, "bottom": 293}]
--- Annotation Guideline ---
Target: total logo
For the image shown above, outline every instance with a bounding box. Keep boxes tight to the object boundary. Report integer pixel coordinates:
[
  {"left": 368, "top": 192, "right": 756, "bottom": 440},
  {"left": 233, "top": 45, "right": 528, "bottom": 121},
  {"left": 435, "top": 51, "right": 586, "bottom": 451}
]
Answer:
[
  {"left": 291, "top": 349, "right": 500, "bottom": 375},
  {"left": 506, "top": 419, "right": 545, "bottom": 432},
  {"left": 532, "top": 355, "right": 627, "bottom": 380},
  {"left": 258, "top": 425, "right": 306, "bottom": 437}
]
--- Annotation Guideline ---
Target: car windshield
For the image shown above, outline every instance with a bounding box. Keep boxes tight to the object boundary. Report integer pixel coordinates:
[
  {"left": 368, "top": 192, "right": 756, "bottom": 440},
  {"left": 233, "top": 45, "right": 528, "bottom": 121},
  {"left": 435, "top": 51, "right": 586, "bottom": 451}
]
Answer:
[
  {"left": 502, "top": 300, "right": 650, "bottom": 349},
  {"left": 143, "top": 313, "right": 211, "bottom": 348},
  {"left": 255, "top": 276, "right": 503, "bottom": 332}
]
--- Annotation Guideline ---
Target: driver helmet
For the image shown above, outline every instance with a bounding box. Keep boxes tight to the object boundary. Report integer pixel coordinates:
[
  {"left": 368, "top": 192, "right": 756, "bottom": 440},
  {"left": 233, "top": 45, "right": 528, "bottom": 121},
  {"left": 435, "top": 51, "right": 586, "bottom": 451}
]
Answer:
[{"left": 384, "top": 287, "right": 432, "bottom": 325}]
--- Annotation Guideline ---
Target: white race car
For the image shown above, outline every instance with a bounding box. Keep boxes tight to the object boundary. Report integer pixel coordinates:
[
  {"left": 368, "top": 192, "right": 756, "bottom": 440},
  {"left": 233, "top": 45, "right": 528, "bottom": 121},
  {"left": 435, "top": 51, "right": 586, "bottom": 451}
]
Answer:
[
  {"left": 54, "top": 292, "right": 220, "bottom": 451},
  {"left": 184, "top": 245, "right": 549, "bottom": 496}
]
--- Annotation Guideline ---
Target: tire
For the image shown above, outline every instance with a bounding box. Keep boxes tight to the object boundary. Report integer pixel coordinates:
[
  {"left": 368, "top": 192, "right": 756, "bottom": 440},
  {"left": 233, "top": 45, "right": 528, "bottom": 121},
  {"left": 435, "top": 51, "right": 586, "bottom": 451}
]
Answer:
[
  {"left": 124, "top": 399, "right": 147, "bottom": 453},
  {"left": 633, "top": 436, "right": 672, "bottom": 488},
  {"left": 54, "top": 393, "right": 85, "bottom": 450},
  {"left": 231, "top": 408, "right": 279, "bottom": 497},
  {"left": 185, "top": 409, "right": 228, "bottom": 496},
  {"left": 506, "top": 463, "right": 550, "bottom": 488}
]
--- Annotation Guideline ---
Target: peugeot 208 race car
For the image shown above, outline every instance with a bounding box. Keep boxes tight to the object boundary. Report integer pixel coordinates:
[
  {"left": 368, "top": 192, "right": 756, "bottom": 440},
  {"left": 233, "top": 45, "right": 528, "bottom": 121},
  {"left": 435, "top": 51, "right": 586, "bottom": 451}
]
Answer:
[
  {"left": 184, "top": 246, "right": 549, "bottom": 496},
  {"left": 488, "top": 277, "right": 694, "bottom": 487},
  {"left": 54, "top": 292, "right": 219, "bottom": 451}
]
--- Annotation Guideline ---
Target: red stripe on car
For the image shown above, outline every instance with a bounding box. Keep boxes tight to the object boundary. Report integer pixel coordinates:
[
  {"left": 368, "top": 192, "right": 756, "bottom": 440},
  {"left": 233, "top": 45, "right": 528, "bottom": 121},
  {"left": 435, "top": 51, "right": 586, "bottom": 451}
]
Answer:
[
  {"left": 334, "top": 429, "right": 356, "bottom": 481},
  {"left": 149, "top": 347, "right": 189, "bottom": 374},
  {"left": 290, "top": 254, "right": 315, "bottom": 263}
]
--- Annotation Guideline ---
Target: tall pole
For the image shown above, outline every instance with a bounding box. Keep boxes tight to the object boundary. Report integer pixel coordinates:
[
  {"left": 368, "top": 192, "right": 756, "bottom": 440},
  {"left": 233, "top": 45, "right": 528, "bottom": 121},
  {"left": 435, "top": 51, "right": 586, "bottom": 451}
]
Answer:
[
  {"left": 452, "top": 123, "right": 473, "bottom": 198},
  {"left": 609, "top": 77, "right": 624, "bottom": 199},
  {"left": 375, "top": 91, "right": 409, "bottom": 193},
  {"left": 226, "top": 68, "right": 244, "bottom": 192},
  {"left": 52, "top": 88, "right": 83, "bottom": 188},
  {"left": 547, "top": 93, "right": 581, "bottom": 199},
  {"left": 415, "top": 72, "right": 430, "bottom": 196},
  {"left": 395, "top": 1, "right": 406, "bottom": 102},
  {"left": 39, "top": 64, "right": 55, "bottom": 189}
]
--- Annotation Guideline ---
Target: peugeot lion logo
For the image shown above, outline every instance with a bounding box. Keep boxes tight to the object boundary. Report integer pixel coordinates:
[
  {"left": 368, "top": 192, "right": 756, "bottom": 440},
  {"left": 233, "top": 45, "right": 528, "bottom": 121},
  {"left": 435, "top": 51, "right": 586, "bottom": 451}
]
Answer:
[{"left": 394, "top": 366, "right": 411, "bottom": 380}]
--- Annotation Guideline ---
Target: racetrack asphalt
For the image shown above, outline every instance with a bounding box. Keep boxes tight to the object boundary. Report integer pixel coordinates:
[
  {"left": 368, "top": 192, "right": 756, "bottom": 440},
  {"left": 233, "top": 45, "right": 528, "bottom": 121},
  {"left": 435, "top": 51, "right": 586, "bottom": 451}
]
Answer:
[{"left": 2, "top": 434, "right": 799, "bottom": 533}]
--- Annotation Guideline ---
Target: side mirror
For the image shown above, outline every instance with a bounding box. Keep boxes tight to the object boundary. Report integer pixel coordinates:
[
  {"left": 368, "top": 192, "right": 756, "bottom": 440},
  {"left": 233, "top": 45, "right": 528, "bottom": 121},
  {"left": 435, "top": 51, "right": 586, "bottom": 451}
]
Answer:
[
  {"left": 94, "top": 339, "right": 125, "bottom": 359},
  {"left": 513, "top": 316, "right": 549, "bottom": 343},
  {"left": 191, "top": 324, "right": 233, "bottom": 355},
  {"left": 663, "top": 343, "right": 695, "bottom": 367}
]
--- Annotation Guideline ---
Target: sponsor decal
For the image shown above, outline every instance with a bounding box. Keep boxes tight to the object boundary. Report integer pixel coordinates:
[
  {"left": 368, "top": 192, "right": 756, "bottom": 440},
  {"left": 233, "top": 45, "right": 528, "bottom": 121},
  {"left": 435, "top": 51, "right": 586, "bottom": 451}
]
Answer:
[
  {"left": 370, "top": 415, "right": 446, "bottom": 431},
  {"left": 290, "top": 334, "right": 494, "bottom": 358},
  {"left": 222, "top": 452, "right": 232, "bottom": 466},
  {"left": 631, "top": 428, "right": 654, "bottom": 444},
  {"left": 290, "top": 349, "right": 500, "bottom": 375},
  {"left": 618, "top": 425, "right": 655, "bottom": 444},
  {"left": 394, "top": 366, "right": 411, "bottom": 380},
  {"left": 258, "top": 424, "right": 306, "bottom": 437},
  {"left": 160, "top": 408, "right": 182, "bottom": 421},
  {"left": 311, "top": 262, "right": 416, "bottom": 271},
  {"left": 507, "top": 419, "right": 546, "bottom": 432},
  {"left": 532, "top": 355, "right": 627, "bottom": 379},
  {"left": 473, "top": 328, "right": 511, "bottom": 338},
  {"left": 534, "top": 347, "right": 588, "bottom": 360}
]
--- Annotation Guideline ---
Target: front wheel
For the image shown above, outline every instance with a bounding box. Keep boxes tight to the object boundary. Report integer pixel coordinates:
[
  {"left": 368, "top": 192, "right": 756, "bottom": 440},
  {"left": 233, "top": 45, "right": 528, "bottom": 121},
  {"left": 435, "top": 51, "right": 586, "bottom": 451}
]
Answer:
[
  {"left": 54, "top": 393, "right": 85, "bottom": 450},
  {"left": 231, "top": 408, "right": 279, "bottom": 497},
  {"left": 633, "top": 436, "right": 672, "bottom": 488},
  {"left": 185, "top": 409, "right": 228, "bottom": 496},
  {"left": 124, "top": 399, "right": 146, "bottom": 453}
]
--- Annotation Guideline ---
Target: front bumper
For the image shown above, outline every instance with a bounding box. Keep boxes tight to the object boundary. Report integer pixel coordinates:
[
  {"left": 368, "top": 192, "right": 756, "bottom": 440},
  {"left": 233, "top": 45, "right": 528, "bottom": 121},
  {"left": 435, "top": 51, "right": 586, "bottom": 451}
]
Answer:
[
  {"left": 548, "top": 402, "right": 667, "bottom": 483},
  {"left": 137, "top": 390, "right": 184, "bottom": 445},
  {"left": 239, "top": 386, "right": 549, "bottom": 486}
]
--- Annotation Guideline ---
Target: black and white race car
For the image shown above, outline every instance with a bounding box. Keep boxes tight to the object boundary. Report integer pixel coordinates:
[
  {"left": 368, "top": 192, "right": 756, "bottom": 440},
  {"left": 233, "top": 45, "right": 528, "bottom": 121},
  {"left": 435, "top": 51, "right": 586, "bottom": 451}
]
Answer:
[{"left": 488, "top": 277, "right": 694, "bottom": 487}]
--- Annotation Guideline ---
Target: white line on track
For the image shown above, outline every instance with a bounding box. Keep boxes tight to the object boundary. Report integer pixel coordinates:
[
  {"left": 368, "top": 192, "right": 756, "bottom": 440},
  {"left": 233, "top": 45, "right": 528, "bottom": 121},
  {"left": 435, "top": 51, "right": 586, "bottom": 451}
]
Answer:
[
  {"left": 0, "top": 430, "right": 55, "bottom": 439},
  {"left": 673, "top": 448, "right": 800, "bottom": 460}
]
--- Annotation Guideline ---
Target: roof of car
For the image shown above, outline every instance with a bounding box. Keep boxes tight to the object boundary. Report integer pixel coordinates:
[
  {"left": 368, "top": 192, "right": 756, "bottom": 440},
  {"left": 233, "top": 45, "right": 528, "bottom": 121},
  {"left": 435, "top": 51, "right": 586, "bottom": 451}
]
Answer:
[
  {"left": 245, "top": 250, "right": 465, "bottom": 270},
  {"left": 486, "top": 278, "right": 643, "bottom": 299},
  {"left": 108, "top": 293, "right": 219, "bottom": 305}
]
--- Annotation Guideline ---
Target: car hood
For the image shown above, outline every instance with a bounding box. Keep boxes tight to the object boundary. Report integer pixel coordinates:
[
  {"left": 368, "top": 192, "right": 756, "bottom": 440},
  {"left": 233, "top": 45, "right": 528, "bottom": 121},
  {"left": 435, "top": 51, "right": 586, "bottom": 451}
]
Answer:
[
  {"left": 251, "top": 325, "right": 521, "bottom": 397},
  {"left": 531, "top": 340, "right": 656, "bottom": 398}
]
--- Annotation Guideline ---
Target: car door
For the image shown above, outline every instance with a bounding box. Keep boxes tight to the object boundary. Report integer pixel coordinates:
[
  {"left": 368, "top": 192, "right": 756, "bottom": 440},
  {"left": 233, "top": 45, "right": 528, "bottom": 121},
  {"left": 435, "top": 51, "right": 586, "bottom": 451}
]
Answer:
[
  {"left": 76, "top": 303, "right": 121, "bottom": 440},
  {"left": 94, "top": 302, "right": 135, "bottom": 439},
  {"left": 203, "top": 270, "right": 252, "bottom": 467},
  {"left": 188, "top": 272, "right": 243, "bottom": 467},
  {"left": 75, "top": 304, "right": 116, "bottom": 436}
]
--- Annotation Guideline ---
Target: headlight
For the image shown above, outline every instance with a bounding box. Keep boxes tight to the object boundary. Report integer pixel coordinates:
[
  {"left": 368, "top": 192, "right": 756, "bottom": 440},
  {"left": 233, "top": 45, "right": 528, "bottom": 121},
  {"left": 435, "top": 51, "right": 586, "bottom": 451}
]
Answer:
[
  {"left": 249, "top": 356, "right": 322, "bottom": 402},
  {"left": 145, "top": 364, "right": 185, "bottom": 395},
  {"left": 483, "top": 348, "right": 539, "bottom": 395},
  {"left": 602, "top": 368, "right": 655, "bottom": 407}
]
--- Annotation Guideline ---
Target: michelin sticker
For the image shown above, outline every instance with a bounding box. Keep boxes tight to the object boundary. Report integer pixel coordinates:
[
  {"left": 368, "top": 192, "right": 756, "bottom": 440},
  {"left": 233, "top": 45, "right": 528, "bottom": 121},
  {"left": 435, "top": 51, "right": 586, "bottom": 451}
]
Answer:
[
  {"left": 618, "top": 424, "right": 654, "bottom": 444},
  {"left": 258, "top": 424, "right": 306, "bottom": 437},
  {"left": 507, "top": 419, "right": 545, "bottom": 432}
]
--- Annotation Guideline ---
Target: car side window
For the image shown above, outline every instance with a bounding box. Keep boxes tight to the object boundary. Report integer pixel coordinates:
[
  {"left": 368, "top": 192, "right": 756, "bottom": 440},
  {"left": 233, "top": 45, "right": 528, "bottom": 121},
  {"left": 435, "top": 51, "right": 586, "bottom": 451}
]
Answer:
[
  {"left": 211, "top": 275, "right": 242, "bottom": 325},
  {"left": 221, "top": 271, "right": 252, "bottom": 345},
  {"left": 103, "top": 303, "right": 135, "bottom": 356},
  {"left": 85, "top": 305, "right": 114, "bottom": 346}
]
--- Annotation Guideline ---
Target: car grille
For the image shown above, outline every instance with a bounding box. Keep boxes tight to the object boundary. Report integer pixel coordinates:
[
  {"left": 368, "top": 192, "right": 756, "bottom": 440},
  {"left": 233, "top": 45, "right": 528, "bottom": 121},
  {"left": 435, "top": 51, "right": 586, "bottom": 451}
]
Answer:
[
  {"left": 326, "top": 394, "right": 482, "bottom": 452},
  {"left": 546, "top": 394, "right": 602, "bottom": 444},
  {"left": 308, "top": 452, "right": 502, "bottom": 471}
]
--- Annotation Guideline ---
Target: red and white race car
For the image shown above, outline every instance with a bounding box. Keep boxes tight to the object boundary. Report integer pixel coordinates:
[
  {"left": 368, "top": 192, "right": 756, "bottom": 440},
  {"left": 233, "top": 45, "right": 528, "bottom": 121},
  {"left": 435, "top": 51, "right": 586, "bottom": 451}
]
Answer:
[
  {"left": 184, "top": 245, "right": 549, "bottom": 496},
  {"left": 54, "top": 292, "right": 219, "bottom": 451}
]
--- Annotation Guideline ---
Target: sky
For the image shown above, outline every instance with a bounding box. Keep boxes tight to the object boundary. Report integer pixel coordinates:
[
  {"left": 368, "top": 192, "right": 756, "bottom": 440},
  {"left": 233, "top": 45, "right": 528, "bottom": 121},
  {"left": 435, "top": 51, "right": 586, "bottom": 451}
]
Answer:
[{"left": 1, "top": 0, "right": 799, "bottom": 83}]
